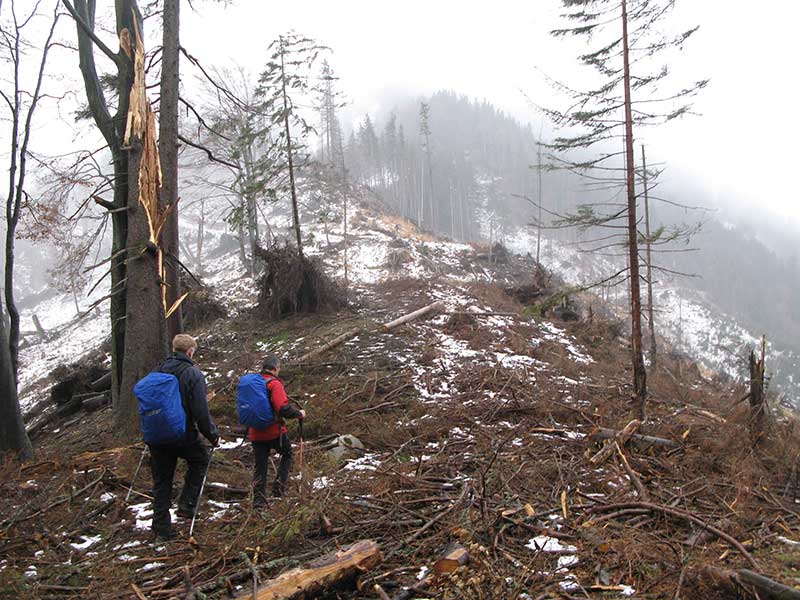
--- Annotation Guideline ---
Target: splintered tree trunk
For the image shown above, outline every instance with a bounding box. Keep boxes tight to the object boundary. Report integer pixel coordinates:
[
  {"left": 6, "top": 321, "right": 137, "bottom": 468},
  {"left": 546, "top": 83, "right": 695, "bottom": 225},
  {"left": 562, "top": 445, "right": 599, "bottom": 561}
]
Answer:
[
  {"left": 749, "top": 336, "right": 767, "bottom": 445},
  {"left": 116, "top": 140, "right": 168, "bottom": 440},
  {"left": 158, "top": 0, "right": 182, "bottom": 340},
  {"left": 0, "top": 298, "right": 33, "bottom": 459},
  {"left": 242, "top": 540, "right": 381, "bottom": 600},
  {"left": 115, "top": 15, "right": 168, "bottom": 441},
  {"left": 641, "top": 145, "right": 657, "bottom": 368},
  {"left": 621, "top": 0, "right": 648, "bottom": 418}
]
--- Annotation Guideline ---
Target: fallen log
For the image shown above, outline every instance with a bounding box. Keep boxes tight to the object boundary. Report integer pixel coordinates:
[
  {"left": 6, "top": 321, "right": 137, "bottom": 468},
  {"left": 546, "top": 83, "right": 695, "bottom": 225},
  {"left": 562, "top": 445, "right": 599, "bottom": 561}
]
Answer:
[
  {"left": 238, "top": 539, "right": 381, "bottom": 599},
  {"left": 702, "top": 566, "right": 800, "bottom": 600},
  {"left": 294, "top": 302, "right": 444, "bottom": 363},
  {"left": 296, "top": 328, "right": 361, "bottom": 364},
  {"left": 383, "top": 301, "right": 444, "bottom": 331},
  {"left": 590, "top": 425, "right": 680, "bottom": 458},
  {"left": 83, "top": 394, "right": 110, "bottom": 412},
  {"left": 89, "top": 372, "right": 112, "bottom": 392},
  {"left": 588, "top": 420, "right": 641, "bottom": 465}
]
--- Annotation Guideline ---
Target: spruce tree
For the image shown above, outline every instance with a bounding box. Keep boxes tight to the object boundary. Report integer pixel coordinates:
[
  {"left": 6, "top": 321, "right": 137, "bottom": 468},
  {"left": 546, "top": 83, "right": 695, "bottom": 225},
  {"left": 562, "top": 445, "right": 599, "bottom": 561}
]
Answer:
[{"left": 543, "top": 0, "right": 707, "bottom": 419}]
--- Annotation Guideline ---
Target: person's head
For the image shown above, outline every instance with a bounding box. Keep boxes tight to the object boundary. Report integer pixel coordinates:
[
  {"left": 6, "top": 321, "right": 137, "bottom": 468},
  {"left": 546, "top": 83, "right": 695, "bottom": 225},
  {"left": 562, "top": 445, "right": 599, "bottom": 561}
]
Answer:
[
  {"left": 173, "top": 334, "right": 197, "bottom": 359},
  {"left": 261, "top": 355, "right": 280, "bottom": 376}
]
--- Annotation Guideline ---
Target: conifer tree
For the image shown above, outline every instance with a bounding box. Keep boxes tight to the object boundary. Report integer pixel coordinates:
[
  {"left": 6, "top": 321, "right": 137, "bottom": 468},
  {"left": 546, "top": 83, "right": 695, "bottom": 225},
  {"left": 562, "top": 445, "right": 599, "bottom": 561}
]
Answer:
[
  {"left": 257, "top": 32, "right": 328, "bottom": 259},
  {"left": 543, "top": 0, "right": 707, "bottom": 419}
]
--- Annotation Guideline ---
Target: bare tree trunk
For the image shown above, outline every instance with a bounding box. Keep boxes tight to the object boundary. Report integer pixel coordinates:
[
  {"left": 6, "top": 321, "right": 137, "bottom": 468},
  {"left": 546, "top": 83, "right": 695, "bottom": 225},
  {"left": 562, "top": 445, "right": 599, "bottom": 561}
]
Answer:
[
  {"left": 749, "top": 336, "right": 767, "bottom": 445},
  {"left": 343, "top": 186, "right": 349, "bottom": 300},
  {"left": 3, "top": 1, "right": 59, "bottom": 380},
  {"left": 641, "top": 144, "right": 657, "bottom": 368},
  {"left": 536, "top": 122, "right": 543, "bottom": 265},
  {"left": 0, "top": 298, "right": 31, "bottom": 458},
  {"left": 622, "top": 0, "right": 648, "bottom": 418},
  {"left": 196, "top": 198, "right": 205, "bottom": 276},
  {"left": 158, "top": 0, "right": 182, "bottom": 340},
  {"left": 116, "top": 142, "right": 168, "bottom": 440},
  {"left": 236, "top": 205, "right": 249, "bottom": 272},
  {"left": 280, "top": 41, "right": 303, "bottom": 259}
]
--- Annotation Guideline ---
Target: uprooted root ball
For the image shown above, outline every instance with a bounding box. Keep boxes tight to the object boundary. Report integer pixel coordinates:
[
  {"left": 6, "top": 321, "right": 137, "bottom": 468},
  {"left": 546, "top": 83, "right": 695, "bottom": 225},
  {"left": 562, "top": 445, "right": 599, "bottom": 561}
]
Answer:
[
  {"left": 254, "top": 244, "right": 345, "bottom": 319},
  {"left": 180, "top": 277, "right": 227, "bottom": 331}
]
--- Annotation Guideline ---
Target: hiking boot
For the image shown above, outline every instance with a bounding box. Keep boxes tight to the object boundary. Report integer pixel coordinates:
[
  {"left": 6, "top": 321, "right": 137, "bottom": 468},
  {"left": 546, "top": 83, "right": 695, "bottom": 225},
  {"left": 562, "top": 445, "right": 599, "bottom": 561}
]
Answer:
[
  {"left": 271, "top": 483, "right": 285, "bottom": 498},
  {"left": 153, "top": 528, "right": 175, "bottom": 542},
  {"left": 177, "top": 505, "right": 195, "bottom": 519}
]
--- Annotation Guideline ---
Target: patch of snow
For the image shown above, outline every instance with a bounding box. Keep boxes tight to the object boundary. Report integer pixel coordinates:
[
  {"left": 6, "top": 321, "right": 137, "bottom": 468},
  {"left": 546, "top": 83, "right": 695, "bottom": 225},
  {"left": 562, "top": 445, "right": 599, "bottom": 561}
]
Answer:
[
  {"left": 343, "top": 453, "right": 382, "bottom": 472},
  {"left": 70, "top": 535, "right": 102, "bottom": 551},
  {"left": 216, "top": 437, "right": 241, "bottom": 450},
  {"left": 525, "top": 536, "right": 577, "bottom": 553},
  {"left": 312, "top": 476, "right": 330, "bottom": 490}
]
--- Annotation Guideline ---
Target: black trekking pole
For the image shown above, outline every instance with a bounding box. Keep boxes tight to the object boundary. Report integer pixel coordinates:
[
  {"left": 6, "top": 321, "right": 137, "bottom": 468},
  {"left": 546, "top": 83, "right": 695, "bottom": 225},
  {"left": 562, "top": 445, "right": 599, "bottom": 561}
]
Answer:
[
  {"left": 125, "top": 446, "right": 148, "bottom": 503},
  {"left": 189, "top": 446, "right": 214, "bottom": 540}
]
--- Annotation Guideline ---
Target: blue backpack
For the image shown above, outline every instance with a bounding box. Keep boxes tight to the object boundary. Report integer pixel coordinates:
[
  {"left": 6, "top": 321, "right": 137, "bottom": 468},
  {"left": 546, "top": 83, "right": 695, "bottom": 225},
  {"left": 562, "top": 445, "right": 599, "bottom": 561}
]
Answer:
[
  {"left": 237, "top": 374, "right": 275, "bottom": 429},
  {"left": 134, "top": 364, "right": 191, "bottom": 444}
]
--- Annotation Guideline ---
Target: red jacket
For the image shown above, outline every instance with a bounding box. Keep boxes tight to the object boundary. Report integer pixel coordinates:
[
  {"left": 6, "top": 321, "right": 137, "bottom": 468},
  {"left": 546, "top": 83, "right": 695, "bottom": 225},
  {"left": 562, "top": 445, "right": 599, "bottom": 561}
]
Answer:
[{"left": 248, "top": 374, "right": 289, "bottom": 442}]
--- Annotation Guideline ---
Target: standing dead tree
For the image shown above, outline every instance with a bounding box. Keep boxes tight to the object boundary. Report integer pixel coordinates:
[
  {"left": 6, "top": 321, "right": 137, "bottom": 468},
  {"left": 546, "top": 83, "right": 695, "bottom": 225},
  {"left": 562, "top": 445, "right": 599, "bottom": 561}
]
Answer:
[
  {"left": 749, "top": 335, "right": 768, "bottom": 445},
  {"left": 533, "top": 0, "right": 707, "bottom": 420}
]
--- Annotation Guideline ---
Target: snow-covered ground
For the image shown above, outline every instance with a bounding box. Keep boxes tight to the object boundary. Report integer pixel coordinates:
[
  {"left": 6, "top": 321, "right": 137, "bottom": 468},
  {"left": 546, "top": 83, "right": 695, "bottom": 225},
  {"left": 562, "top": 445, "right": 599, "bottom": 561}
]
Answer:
[
  {"left": 503, "top": 223, "right": 800, "bottom": 405},
  {"left": 16, "top": 192, "right": 800, "bottom": 417}
]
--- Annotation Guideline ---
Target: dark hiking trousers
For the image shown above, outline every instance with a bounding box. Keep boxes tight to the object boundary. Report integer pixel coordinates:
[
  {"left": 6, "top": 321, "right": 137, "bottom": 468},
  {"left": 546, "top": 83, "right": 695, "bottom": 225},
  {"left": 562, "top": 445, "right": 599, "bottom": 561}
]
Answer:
[
  {"left": 253, "top": 433, "right": 293, "bottom": 504},
  {"left": 149, "top": 441, "right": 209, "bottom": 535}
]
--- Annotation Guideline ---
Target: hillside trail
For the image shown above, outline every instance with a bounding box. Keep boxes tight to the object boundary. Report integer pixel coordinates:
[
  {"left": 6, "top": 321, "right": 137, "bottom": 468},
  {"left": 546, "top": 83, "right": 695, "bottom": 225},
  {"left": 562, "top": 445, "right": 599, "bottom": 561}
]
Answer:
[{"left": 2, "top": 208, "right": 800, "bottom": 599}]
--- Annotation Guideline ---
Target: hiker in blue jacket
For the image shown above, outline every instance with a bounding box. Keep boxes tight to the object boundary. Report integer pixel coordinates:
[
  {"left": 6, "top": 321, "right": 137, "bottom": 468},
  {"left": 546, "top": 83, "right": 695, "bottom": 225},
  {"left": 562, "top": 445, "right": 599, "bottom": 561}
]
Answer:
[{"left": 148, "top": 334, "right": 219, "bottom": 541}]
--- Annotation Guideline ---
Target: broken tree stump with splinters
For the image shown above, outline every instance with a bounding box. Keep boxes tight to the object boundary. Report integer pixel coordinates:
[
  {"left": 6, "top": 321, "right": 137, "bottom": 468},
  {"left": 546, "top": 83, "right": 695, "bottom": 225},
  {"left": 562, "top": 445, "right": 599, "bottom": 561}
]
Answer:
[
  {"left": 237, "top": 539, "right": 381, "bottom": 599},
  {"left": 588, "top": 419, "right": 641, "bottom": 465},
  {"left": 433, "top": 542, "right": 470, "bottom": 575}
]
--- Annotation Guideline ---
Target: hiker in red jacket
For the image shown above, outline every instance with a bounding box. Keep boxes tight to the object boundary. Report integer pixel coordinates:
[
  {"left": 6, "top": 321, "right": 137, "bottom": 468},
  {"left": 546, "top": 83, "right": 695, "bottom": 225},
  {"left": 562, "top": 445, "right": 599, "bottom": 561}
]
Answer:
[{"left": 250, "top": 355, "right": 305, "bottom": 506}]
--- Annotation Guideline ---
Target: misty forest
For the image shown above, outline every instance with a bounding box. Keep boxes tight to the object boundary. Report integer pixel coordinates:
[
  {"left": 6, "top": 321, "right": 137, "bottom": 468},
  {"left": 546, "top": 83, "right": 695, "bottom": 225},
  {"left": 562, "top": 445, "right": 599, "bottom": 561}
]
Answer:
[{"left": 1, "top": 1, "right": 800, "bottom": 598}]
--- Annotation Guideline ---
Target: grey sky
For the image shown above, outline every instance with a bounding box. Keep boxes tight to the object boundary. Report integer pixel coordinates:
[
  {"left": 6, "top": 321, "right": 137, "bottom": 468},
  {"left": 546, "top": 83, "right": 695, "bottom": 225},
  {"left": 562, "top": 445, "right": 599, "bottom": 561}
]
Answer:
[{"left": 183, "top": 0, "right": 799, "bottom": 228}]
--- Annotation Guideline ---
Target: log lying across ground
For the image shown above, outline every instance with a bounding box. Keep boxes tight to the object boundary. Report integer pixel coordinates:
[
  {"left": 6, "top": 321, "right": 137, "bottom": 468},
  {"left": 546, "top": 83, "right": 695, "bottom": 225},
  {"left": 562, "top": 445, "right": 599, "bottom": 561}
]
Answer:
[
  {"left": 382, "top": 301, "right": 444, "bottom": 331},
  {"left": 238, "top": 539, "right": 381, "bottom": 600},
  {"left": 294, "top": 301, "right": 444, "bottom": 363},
  {"left": 589, "top": 423, "right": 680, "bottom": 463},
  {"left": 702, "top": 566, "right": 800, "bottom": 600},
  {"left": 588, "top": 419, "right": 641, "bottom": 465}
]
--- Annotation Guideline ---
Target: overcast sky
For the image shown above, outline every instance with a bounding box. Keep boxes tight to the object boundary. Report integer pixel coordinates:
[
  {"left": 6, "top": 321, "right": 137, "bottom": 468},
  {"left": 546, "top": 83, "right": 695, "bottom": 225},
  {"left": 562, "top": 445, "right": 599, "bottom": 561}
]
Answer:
[{"left": 182, "top": 0, "right": 799, "bottom": 229}]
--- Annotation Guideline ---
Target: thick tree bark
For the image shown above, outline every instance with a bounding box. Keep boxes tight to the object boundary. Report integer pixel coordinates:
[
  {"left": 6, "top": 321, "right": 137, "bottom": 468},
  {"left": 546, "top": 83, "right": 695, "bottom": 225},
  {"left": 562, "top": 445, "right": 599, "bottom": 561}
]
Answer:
[
  {"left": 115, "top": 14, "right": 169, "bottom": 441},
  {"left": 116, "top": 148, "right": 168, "bottom": 440},
  {"left": 621, "top": 0, "right": 648, "bottom": 418},
  {"left": 159, "top": 0, "right": 182, "bottom": 340}
]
